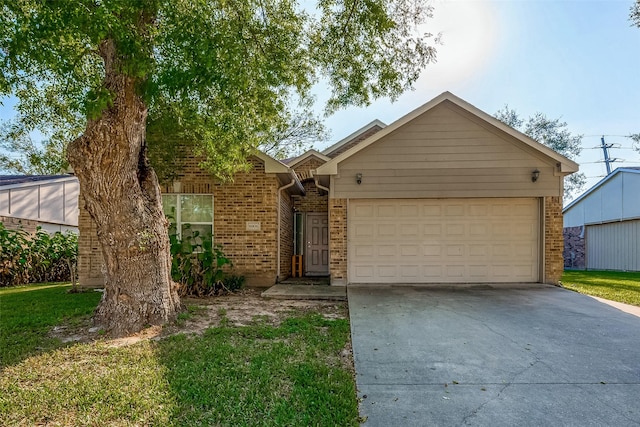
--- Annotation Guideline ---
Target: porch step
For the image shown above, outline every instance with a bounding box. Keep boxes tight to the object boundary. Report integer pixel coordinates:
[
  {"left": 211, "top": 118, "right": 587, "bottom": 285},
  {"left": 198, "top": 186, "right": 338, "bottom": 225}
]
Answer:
[
  {"left": 279, "top": 277, "right": 330, "bottom": 286},
  {"left": 261, "top": 284, "right": 346, "bottom": 301}
]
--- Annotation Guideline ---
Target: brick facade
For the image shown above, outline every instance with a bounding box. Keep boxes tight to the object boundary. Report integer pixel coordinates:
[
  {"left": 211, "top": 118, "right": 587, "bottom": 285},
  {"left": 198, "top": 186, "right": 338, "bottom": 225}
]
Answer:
[
  {"left": 78, "top": 156, "right": 295, "bottom": 288},
  {"left": 279, "top": 191, "right": 293, "bottom": 281},
  {"left": 544, "top": 196, "right": 564, "bottom": 285},
  {"left": 563, "top": 226, "right": 585, "bottom": 270},
  {"left": 328, "top": 198, "right": 347, "bottom": 285},
  {"left": 0, "top": 215, "right": 40, "bottom": 234},
  {"left": 77, "top": 206, "right": 104, "bottom": 287}
]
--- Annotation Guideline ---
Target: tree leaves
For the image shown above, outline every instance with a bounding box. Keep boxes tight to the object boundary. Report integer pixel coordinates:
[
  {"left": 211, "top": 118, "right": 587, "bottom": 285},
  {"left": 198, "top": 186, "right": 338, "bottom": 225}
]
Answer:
[
  {"left": 1, "top": 0, "right": 438, "bottom": 179},
  {"left": 495, "top": 105, "right": 586, "bottom": 200},
  {"left": 631, "top": 0, "right": 640, "bottom": 27}
]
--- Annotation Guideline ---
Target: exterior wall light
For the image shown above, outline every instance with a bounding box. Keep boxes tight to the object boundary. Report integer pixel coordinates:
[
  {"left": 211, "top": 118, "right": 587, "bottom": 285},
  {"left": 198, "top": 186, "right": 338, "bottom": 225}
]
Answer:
[
  {"left": 531, "top": 169, "right": 540, "bottom": 182},
  {"left": 356, "top": 173, "right": 363, "bottom": 185}
]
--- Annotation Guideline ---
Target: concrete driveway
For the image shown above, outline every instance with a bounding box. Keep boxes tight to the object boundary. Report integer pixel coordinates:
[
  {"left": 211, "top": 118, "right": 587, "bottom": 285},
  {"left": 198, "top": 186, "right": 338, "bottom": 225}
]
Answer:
[{"left": 348, "top": 284, "right": 640, "bottom": 426}]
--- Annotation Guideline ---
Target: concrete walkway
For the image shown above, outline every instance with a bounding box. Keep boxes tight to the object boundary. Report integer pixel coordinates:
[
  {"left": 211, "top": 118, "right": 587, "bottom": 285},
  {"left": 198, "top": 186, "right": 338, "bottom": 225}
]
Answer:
[
  {"left": 348, "top": 284, "right": 640, "bottom": 426},
  {"left": 261, "top": 284, "right": 346, "bottom": 301}
]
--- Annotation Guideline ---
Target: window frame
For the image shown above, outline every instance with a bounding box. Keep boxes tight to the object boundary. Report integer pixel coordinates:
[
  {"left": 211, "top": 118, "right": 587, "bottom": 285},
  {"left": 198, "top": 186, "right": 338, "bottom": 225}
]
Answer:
[{"left": 162, "top": 193, "right": 214, "bottom": 241}]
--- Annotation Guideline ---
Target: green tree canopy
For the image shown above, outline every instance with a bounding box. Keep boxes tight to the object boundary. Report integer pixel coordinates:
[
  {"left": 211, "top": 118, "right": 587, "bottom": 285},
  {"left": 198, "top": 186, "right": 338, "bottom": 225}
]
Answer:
[
  {"left": 631, "top": 0, "right": 640, "bottom": 27},
  {"left": 1, "top": 0, "right": 437, "bottom": 179},
  {"left": 495, "top": 106, "right": 586, "bottom": 200},
  {"left": 0, "top": 0, "right": 439, "bottom": 336}
]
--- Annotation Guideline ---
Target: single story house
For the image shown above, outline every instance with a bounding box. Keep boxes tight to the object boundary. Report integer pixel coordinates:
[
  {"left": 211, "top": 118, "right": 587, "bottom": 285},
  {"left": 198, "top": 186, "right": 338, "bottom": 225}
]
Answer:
[
  {"left": 0, "top": 175, "right": 79, "bottom": 234},
  {"left": 79, "top": 91, "right": 578, "bottom": 287},
  {"left": 563, "top": 167, "right": 640, "bottom": 271}
]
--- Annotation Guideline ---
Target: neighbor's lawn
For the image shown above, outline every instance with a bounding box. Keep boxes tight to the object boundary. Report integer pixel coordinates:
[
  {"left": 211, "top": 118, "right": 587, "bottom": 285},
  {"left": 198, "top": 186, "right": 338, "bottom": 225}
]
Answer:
[
  {"left": 0, "top": 283, "right": 359, "bottom": 426},
  {"left": 562, "top": 270, "right": 640, "bottom": 307}
]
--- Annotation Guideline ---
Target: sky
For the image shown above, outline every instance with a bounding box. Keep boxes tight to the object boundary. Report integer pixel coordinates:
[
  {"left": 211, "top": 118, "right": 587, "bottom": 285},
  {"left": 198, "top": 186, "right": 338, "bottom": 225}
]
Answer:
[
  {"left": 1, "top": 0, "right": 638, "bottom": 204},
  {"left": 317, "top": 0, "right": 640, "bottom": 203}
]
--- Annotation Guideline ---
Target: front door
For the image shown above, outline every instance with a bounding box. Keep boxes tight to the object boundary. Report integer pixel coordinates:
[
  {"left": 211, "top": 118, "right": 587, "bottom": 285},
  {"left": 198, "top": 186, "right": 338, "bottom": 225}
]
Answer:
[{"left": 305, "top": 213, "right": 329, "bottom": 276}]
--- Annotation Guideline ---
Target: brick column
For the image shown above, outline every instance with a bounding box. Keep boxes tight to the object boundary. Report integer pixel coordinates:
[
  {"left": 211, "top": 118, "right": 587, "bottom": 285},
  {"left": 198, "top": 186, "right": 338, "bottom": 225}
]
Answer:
[
  {"left": 544, "top": 196, "right": 564, "bottom": 285},
  {"left": 329, "top": 198, "right": 347, "bottom": 286}
]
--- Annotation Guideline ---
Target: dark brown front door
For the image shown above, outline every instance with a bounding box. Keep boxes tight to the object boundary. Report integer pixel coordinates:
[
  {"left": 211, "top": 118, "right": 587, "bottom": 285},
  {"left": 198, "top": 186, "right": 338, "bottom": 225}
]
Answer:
[{"left": 305, "top": 213, "right": 329, "bottom": 276}]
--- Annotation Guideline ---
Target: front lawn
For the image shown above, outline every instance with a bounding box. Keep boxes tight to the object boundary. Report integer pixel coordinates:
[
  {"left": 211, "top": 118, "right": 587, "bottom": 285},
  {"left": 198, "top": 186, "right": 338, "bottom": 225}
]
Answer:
[
  {"left": 0, "top": 283, "right": 102, "bottom": 367},
  {"left": 561, "top": 270, "right": 640, "bottom": 307},
  {"left": 0, "top": 284, "right": 359, "bottom": 426}
]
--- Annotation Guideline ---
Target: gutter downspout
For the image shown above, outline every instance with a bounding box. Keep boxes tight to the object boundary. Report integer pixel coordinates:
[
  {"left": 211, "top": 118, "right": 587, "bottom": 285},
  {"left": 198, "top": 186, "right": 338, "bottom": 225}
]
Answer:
[
  {"left": 277, "top": 176, "right": 297, "bottom": 283},
  {"left": 311, "top": 169, "right": 330, "bottom": 194}
]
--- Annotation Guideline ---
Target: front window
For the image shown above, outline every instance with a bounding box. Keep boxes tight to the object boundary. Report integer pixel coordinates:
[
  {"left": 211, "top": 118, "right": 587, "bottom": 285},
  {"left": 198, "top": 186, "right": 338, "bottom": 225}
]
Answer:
[{"left": 162, "top": 194, "right": 214, "bottom": 243}]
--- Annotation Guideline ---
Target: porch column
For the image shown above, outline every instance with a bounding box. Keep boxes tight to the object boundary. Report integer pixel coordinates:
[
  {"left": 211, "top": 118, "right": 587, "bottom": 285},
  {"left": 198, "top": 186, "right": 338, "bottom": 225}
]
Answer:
[{"left": 329, "top": 198, "right": 347, "bottom": 285}]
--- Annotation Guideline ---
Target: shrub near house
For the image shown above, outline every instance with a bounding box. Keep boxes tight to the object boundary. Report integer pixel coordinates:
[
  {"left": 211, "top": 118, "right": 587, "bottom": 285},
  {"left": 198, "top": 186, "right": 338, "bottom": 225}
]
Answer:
[{"left": 0, "top": 223, "right": 78, "bottom": 287}]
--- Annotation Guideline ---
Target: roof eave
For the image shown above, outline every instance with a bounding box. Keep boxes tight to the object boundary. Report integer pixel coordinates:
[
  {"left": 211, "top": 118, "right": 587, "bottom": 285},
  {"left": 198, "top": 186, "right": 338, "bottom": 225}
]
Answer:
[{"left": 253, "top": 152, "right": 305, "bottom": 195}]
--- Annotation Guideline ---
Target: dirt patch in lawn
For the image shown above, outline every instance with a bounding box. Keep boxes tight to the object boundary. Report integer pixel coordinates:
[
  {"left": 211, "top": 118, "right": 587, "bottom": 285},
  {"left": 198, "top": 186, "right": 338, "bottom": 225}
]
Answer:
[{"left": 50, "top": 287, "right": 350, "bottom": 348}]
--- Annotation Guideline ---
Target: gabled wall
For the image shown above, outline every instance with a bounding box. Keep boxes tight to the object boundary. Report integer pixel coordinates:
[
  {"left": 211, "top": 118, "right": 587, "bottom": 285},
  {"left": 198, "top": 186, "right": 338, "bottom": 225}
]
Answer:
[{"left": 332, "top": 102, "right": 563, "bottom": 200}]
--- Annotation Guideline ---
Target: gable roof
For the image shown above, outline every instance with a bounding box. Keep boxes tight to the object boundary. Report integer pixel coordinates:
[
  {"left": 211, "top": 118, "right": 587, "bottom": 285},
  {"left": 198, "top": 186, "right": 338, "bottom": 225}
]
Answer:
[
  {"left": 283, "top": 149, "right": 330, "bottom": 167},
  {"left": 321, "top": 119, "right": 386, "bottom": 158},
  {"left": 316, "top": 92, "right": 580, "bottom": 176},
  {"left": 253, "top": 151, "right": 305, "bottom": 194},
  {"left": 563, "top": 167, "right": 640, "bottom": 213}
]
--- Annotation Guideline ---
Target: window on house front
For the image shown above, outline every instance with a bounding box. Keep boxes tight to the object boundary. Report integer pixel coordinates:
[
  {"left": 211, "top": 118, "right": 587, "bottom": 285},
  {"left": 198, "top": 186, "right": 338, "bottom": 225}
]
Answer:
[{"left": 161, "top": 194, "right": 214, "bottom": 243}]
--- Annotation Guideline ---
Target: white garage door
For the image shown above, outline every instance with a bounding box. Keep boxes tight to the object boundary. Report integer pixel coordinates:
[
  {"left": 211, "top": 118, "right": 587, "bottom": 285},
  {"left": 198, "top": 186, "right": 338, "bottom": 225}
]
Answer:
[{"left": 348, "top": 198, "right": 539, "bottom": 283}]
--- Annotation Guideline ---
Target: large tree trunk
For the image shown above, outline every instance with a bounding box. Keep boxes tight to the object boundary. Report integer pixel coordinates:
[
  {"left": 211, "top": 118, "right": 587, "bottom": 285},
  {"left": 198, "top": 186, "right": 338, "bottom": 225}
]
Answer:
[{"left": 68, "top": 39, "right": 181, "bottom": 337}]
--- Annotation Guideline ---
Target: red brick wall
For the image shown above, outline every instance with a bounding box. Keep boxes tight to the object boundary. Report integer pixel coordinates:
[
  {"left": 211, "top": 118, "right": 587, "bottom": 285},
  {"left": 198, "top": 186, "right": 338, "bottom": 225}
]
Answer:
[
  {"left": 563, "top": 226, "right": 585, "bottom": 270},
  {"left": 544, "top": 196, "right": 564, "bottom": 284},
  {"left": 78, "top": 156, "right": 285, "bottom": 288}
]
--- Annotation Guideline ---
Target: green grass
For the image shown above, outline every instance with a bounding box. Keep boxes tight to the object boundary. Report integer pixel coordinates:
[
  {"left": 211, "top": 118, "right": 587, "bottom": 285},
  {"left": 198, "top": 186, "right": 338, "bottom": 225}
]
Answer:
[
  {"left": 0, "top": 283, "right": 102, "bottom": 367},
  {"left": 0, "top": 284, "right": 359, "bottom": 426},
  {"left": 562, "top": 270, "right": 640, "bottom": 306}
]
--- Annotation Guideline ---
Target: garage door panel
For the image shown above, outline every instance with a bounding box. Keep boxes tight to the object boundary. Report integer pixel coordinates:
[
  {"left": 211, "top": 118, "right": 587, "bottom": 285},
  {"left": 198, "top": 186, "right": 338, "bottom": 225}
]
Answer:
[
  {"left": 469, "top": 265, "right": 489, "bottom": 277},
  {"left": 377, "top": 205, "right": 396, "bottom": 217},
  {"left": 423, "top": 265, "right": 443, "bottom": 277},
  {"left": 423, "top": 224, "right": 442, "bottom": 236},
  {"left": 378, "top": 266, "right": 398, "bottom": 278},
  {"left": 353, "top": 223, "right": 374, "bottom": 238},
  {"left": 377, "top": 245, "right": 396, "bottom": 257},
  {"left": 378, "top": 224, "right": 396, "bottom": 237},
  {"left": 400, "top": 204, "right": 420, "bottom": 216},
  {"left": 445, "top": 204, "right": 465, "bottom": 216},
  {"left": 401, "top": 265, "right": 420, "bottom": 278},
  {"left": 446, "top": 224, "right": 465, "bottom": 237},
  {"left": 348, "top": 198, "right": 539, "bottom": 283}
]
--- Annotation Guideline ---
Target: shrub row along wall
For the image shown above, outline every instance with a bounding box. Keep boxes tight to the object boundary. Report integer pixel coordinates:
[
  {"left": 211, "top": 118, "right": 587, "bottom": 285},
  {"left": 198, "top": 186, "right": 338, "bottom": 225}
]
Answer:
[{"left": 0, "top": 223, "right": 77, "bottom": 287}]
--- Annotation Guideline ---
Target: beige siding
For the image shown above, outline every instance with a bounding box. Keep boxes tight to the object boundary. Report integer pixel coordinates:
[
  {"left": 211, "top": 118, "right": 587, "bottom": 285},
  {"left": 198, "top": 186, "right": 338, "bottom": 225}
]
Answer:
[
  {"left": 333, "top": 102, "right": 562, "bottom": 199},
  {"left": 586, "top": 220, "right": 640, "bottom": 271}
]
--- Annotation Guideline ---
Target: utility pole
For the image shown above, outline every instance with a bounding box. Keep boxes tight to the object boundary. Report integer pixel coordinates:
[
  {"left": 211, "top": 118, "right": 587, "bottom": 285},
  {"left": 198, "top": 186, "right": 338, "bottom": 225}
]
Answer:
[{"left": 600, "top": 136, "right": 618, "bottom": 175}]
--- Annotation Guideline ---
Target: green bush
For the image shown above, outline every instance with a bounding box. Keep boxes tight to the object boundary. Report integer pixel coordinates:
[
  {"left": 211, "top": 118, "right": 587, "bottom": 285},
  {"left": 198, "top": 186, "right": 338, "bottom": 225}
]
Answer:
[
  {"left": 169, "top": 226, "right": 244, "bottom": 296},
  {"left": 0, "top": 223, "right": 78, "bottom": 287}
]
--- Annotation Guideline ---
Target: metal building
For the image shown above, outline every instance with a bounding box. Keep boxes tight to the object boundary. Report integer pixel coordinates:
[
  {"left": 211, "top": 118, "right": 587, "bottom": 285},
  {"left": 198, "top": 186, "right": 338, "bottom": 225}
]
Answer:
[{"left": 563, "top": 168, "right": 640, "bottom": 271}]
